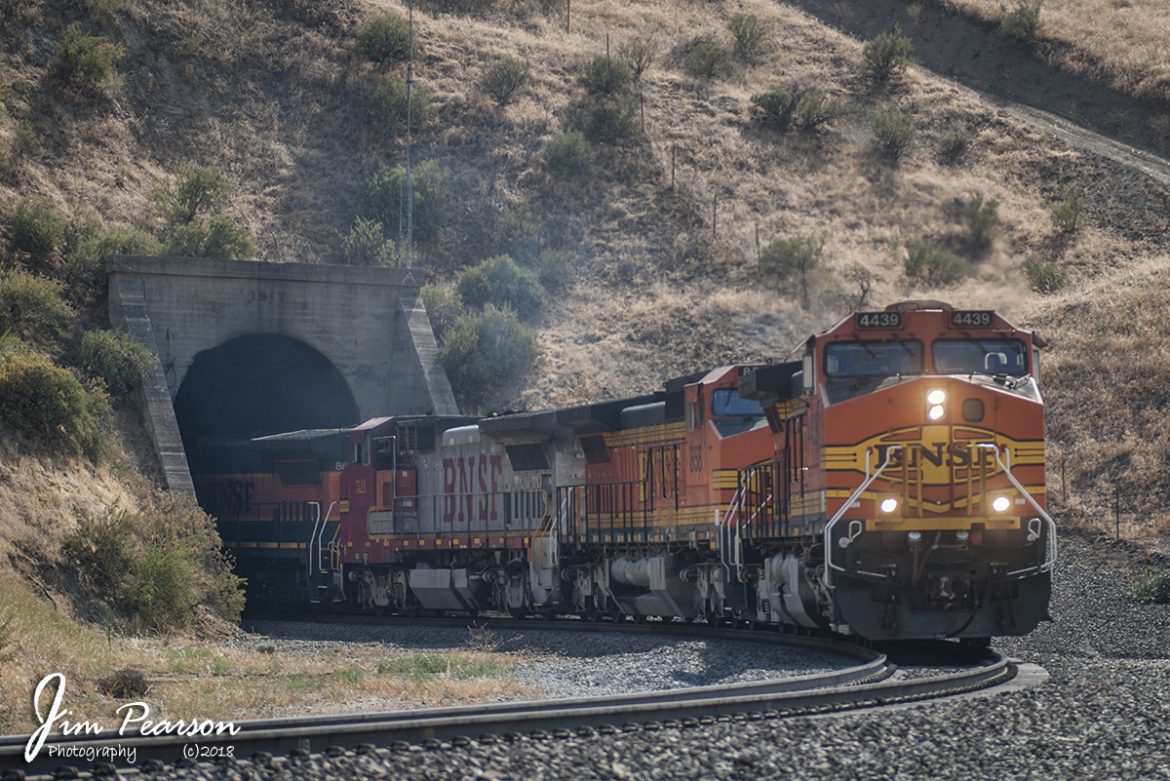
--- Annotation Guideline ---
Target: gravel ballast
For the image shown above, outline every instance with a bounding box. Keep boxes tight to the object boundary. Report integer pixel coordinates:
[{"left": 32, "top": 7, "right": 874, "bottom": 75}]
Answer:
[
  {"left": 238, "top": 619, "right": 849, "bottom": 700},
  {"left": 78, "top": 531, "right": 1170, "bottom": 779}
]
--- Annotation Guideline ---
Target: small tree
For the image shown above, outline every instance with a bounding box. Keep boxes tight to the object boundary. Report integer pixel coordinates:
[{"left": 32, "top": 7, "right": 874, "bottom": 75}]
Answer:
[
  {"left": 154, "top": 166, "right": 229, "bottom": 225},
  {"left": 163, "top": 214, "right": 253, "bottom": 259},
  {"left": 574, "top": 94, "right": 640, "bottom": 144},
  {"left": 363, "top": 162, "right": 447, "bottom": 244},
  {"left": 336, "top": 217, "right": 395, "bottom": 266},
  {"left": 421, "top": 284, "right": 462, "bottom": 343},
  {"left": 871, "top": 110, "right": 914, "bottom": 163},
  {"left": 457, "top": 254, "right": 546, "bottom": 322},
  {"left": 1001, "top": 1, "right": 1042, "bottom": 42},
  {"left": 5, "top": 197, "right": 68, "bottom": 266},
  {"left": 684, "top": 36, "right": 733, "bottom": 80},
  {"left": 794, "top": 90, "right": 846, "bottom": 131},
  {"left": 583, "top": 55, "right": 631, "bottom": 96},
  {"left": 1023, "top": 258, "right": 1067, "bottom": 294},
  {"left": 543, "top": 132, "right": 596, "bottom": 179},
  {"left": 750, "top": 86, "right": 800, "bottom": 133},
  {"left": 728, "top": 14, "right": 768, "bottom": 62},
  {"left": 0, "top": 269, "right": 75, "bottom": 352},
  {"left": 439, "top": 305, "right": 537, "bottom": 413},
  {"left": 355, "top": 13, "right": 412, "bottom": 64},
  {"left": 0, "top": 350, "right": 111, "bottom": 461},
  {"left": 904, "top": 240, "right": 968, "bottom": 286},
  {"left": 77, "top": 330, "right": 154, "bottom": 397},
  {"left": 482, "top": 58, "right": 529, "bottom": 106},
  {"left": 760, "top": 234, "right": 822, "bottom": 307},
  {"left": 961, "top": 191, "right": 999, "bottom": 250},
  {"left": 619, "top": 37, "right": 656, "bottom": 81},
  {"left": 861, "top": 29, "right": 912, "bottom": 85},
  {"left": 363, "top": 76, "right": 433, "bottom": 138},
  {"left": 52, "top": 22, "right": 124, "bottom": 91}
]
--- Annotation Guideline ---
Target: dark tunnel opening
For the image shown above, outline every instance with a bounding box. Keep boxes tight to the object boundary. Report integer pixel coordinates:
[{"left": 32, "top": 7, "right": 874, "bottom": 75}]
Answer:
[{"left": 174, "top": 333, "right": 361, "bottom": 476}]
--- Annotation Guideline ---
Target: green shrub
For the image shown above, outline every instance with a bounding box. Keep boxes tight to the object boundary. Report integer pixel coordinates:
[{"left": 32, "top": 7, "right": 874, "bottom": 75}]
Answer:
[
  {"left": 421, "top": 284, "right": 462, "bottom": 343},
  {"left": 753, "top": 86, "right": 845, "bottom": 133},
  {"left": 336, "top": 216, "right": 395, "bottom": 266},
  {"left": 760, "top": 234, "right": 822, "bottom": 306},
  {"left": 1023, "top": 258, "right": 1067, "bottom": 294},
  {"left": 543, "top": 131, "right": 596, "bottom": 179},
  {"left": 163, "top": 214, "right": 253, "bottom": 259},
  {"left": 363, "top": 76, "right": 432, "bottom": 138},
  {"left": 77, "top": 330, "right": 153, "bottom": 397},
  {"left": 457, "top": 254, "right": 546, "bottom": 322},
  {"left": 363, "top": 163, "right": 446, "bottom": 244},
  {"left": 155, "top": 166, "right": 230, "bottom": 225},
  {"left": 1126, "top": 568, "right": 1170, "bottom": 604},
  {"left": 871, "top": 110, "right": 914, "bottom": 162},
  {"left": 63, "top": 498, "right": 245, "bottom": 632},
  {"left": 861, "top": 29, "right": 912, "bottom": 85},
  {"left": 961, "top": 191, "right": 999, "bottom": 249},
  {"left": 728, "top": 14, "right": 767, "bottom": 62},
  {"left": 1051, "top": 191, "right": 1080, "bottom": 234},
  {"left": 6, "top": 197, "right": 68, "bottom": 265},
  {"left": 938, "top": 130, "right": 973, "bottom": 165},
  {"left": 52, "top": 22, "right": 124, "bottom": 90},
  {"left": 67, "top": 225, "right": 160, "bottom": 309},
  {"left": 794, "top": 89, "right": 846, "bottom": 130},
  {"left": 904, "top": 240, "right": 968, "bottom": 286},
  {"left": 1001, "top": 1, "right": 1041, "bottom": 42},
  {"left": 0, "top": 350, "right": 110, "bottom": 460},
  {"left": 684, "top": 36, "right": 733, "bottom": 80},
  {"left": 583, "top": 55, "right": 631, "bottom": 96},
  {"left": 619, "top": 37, "right": 656, "bottom": 81},
  {"left": 355, "top": 13, "right": 412, "bottom": 64},
  {"left": 525, "top": 249, "right": 572, "bottom": 293},
  {"left": 0, "top": 269, "right": 74, "bottom": 351},
  {"left": 750, "top": 86, "right": 800, "bottom": 133},
  {"left": 439, "top": 304, "right": 537, "bottom": 412},
  {"left": 574, "top": 93, "right": 640, "bottom": 144},
  {"left": 482, "top": 57, "right": 529, "bottom": 106}
]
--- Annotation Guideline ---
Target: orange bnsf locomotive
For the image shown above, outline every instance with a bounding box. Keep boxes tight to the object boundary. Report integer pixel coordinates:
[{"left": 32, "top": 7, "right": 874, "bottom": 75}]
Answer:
[{"left": 201, "top": 301, "right": 1053, "bottom": 641}]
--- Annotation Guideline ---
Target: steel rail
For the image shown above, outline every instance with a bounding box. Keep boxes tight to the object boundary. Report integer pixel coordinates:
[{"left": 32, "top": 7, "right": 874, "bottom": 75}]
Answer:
[{"left": 0, "top": 619, "right": 1013, "bottom": 778}]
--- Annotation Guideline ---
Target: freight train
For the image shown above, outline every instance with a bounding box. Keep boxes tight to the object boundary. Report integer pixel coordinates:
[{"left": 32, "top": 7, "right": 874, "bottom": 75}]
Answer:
[{"left": 196, "top": 301, "right": 1054, "bottom": 642}]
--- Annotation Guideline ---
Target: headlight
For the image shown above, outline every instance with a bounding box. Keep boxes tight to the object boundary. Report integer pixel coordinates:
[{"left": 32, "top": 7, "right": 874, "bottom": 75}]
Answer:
[
  {"left": 927, "top": 389, "right": 946, "bottom": 405},
  {"left": 928, "top": 404, "right": 945, "bottom": 421},
  {"left": 880, "top": 498, "right": 898, "bottom": 513},
  {"left": 992, "top": 496, "right": 1011, "bottom": 512}
]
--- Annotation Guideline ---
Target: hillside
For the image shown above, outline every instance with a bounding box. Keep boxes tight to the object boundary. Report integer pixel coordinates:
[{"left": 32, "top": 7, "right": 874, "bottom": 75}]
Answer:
[{"left": 2, "top": 1, "right": 1170, "bottom": 529}]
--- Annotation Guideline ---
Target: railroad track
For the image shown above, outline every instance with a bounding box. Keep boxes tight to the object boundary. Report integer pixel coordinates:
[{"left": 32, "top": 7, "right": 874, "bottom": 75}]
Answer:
[{"left": 0, "top": 617, "right": 1022, "bottom": 779}]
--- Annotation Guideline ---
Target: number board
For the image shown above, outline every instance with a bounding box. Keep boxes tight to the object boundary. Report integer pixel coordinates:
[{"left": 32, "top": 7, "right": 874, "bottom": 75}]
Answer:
[
  {"left": 856, "top": 311, "right": 902, "bottom": 329},
  {"left": 949, "top": 310, "right": 994, "bottom": 328}
]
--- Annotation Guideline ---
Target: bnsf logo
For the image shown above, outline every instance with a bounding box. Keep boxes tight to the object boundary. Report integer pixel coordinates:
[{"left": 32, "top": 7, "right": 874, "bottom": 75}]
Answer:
[
  {"left": 873, "top": 442, "right": 1007, "bottom": 470},
  {"left": 441, "top": 455, "right": 503, "bottom": 524}
]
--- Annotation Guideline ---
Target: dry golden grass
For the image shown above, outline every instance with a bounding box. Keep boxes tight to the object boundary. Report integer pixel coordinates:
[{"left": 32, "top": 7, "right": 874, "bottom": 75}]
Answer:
[
  {"left": 947, "top": 0, "right": 1170, "bottom": 101},
  {"left": 0, "top": 571, "right": 529, "bottom": 732}
]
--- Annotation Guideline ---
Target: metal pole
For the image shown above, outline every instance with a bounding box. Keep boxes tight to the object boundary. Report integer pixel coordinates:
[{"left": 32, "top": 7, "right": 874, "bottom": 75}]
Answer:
[
  {"left": 1115, "top": 485, "right": 1120, "bottom": 541},
  {"left": 405, "top": 0, "right": 415, "bottom": 268}
]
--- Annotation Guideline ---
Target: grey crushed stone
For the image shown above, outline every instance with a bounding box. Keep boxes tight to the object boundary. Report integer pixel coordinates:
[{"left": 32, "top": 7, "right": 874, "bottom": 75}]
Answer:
[{"left": 122, "top": 532, "right": 1170, "bottom": 779}]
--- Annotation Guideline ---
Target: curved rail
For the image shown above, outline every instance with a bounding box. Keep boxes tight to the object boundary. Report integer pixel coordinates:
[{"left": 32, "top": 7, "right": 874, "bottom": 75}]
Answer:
[{"left": 0, "top": 618, "right": 1016, "bottom": 777}]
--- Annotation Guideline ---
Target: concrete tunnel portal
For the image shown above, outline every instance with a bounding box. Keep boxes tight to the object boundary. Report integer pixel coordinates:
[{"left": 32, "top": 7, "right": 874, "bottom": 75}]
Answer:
[{"left": 173, "top": 333, "right": 361, "bottom": 475}]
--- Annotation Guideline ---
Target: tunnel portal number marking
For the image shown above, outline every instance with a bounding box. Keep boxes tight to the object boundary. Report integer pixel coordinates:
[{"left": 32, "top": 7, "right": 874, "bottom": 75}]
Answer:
[{"left": 247, "top": 289, "right": 287, "bottom": 304}]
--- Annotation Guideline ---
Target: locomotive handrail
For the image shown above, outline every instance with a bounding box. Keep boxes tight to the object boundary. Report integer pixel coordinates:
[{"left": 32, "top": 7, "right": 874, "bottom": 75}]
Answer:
[
  {"left": 977, "top": 444, "right": 1057, "bottom": 574},
  {"left": 307, "top": 501, "right": 322, "bottom": 577},
  {"left": 823, "top": 445, "right": 903, "bottom": 585},
  {"left": 317, "top": 501, "right": 338, "bottom": 574}
]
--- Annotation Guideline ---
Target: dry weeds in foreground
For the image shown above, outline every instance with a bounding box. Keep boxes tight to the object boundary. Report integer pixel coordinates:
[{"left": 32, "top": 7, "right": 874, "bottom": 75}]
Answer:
[
  {"left": 0, "top": 572, "right": 530, "bottom": 733},
  {"left": 947, "top": 0, "right": 1170, "bottom": 102}
]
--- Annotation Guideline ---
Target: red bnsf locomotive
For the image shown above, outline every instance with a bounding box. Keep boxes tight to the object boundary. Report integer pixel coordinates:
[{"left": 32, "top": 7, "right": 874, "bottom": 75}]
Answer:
[{"left": 202, "top": 301, "right": 1053, "bottom": 641}]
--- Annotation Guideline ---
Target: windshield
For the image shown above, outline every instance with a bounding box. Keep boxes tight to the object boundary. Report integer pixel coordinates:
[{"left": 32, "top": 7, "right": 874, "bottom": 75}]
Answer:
[
  {"left": 932, "top": 339, "right": 1028, "bottom": 377},
  {"left": 711, "top": 389, "right": 763, "bottom": 417},
  {"left": 824, "top": 341, "right": 923, "bottom": 378}
]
